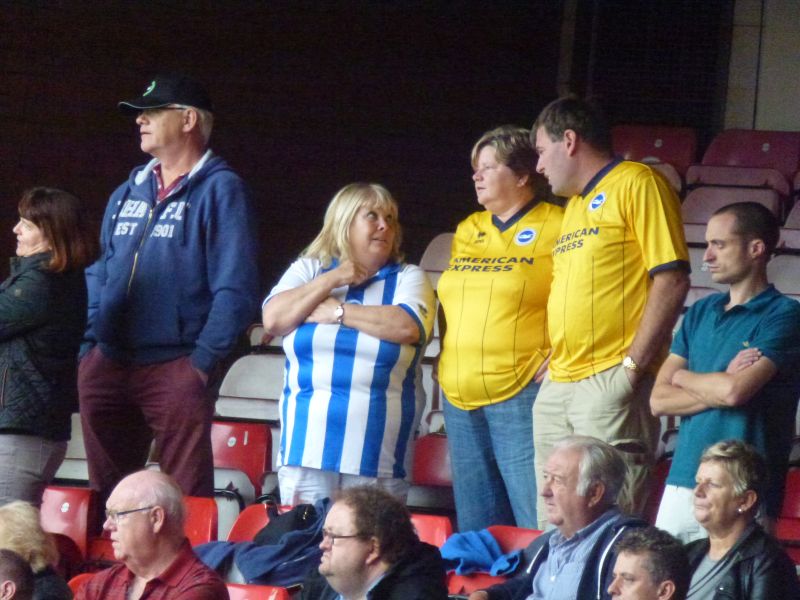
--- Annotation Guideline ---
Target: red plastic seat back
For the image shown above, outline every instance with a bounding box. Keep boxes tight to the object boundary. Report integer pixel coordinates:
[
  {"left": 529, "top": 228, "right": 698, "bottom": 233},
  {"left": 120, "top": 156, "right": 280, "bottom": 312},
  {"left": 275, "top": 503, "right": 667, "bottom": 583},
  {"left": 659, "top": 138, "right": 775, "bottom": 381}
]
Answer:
[
  {"left": 611, "top": 125, "right": 697, "bottom": 175},
  {"left": 682, "top": 187, "right": 780, "bottom": 224},
  {"left": 211, "top": 420, "right": 271, "bottom": 495},
  {"left": 226, "top": 583, "right": 292, "bottom": 600},
  {"left": 68, "top": 572, "right": 95, "bottom": 595},
  {"left": 643, "top": 457, "right": 672, "bottom": 525},
  {"left": 701, "top": 129, "right": 800, "bottom": 182},
  {"left": 781, "top": 468, "right": 800, "bottom": 519},
  {"left": 447, "top": 526, "right": 541, "bottom": 596},
  {"left": 40, "top": 486, "right": 95, "bottom": 559},
  {"left": 410, "top": 513, "right": 453, "bottom": 547},
  {"left": 227, "top": 503, "right": 271, "bottom": 542},
  {"left": 412, "top": 434, "right": 453, "bottom": 487},
  {"left": 184, "top": 496, "right": 218, "bottom": 545},
  {"left": 486, "top": 525, "right": 542, "bottom": 553}
]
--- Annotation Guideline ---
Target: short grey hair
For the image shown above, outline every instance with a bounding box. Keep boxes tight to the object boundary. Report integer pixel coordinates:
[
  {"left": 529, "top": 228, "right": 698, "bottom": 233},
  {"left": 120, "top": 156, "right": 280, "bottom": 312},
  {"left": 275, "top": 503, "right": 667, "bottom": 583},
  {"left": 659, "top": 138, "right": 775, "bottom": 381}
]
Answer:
[
  {"left": 194, "top": 107, "right": 214, "bottom": 145},
  {"left": 700, "top": 439, "right": 767, "bottom": 505},
  {"left": 136, "top": 471, "right": 186, "bottom": 536},
  {"left": 552, "top": 435, "right": 628, "bottom": 505},
  {"left": 175, "top": 104, "right": 214, "bottom": 145}
]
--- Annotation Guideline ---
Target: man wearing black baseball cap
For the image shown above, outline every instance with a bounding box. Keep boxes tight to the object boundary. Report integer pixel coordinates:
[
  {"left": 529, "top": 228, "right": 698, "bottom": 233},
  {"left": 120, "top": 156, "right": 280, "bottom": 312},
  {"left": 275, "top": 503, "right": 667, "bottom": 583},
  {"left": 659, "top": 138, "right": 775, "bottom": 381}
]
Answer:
[{"left": 78, "top": 73, "right": 259, "bottom": 511}]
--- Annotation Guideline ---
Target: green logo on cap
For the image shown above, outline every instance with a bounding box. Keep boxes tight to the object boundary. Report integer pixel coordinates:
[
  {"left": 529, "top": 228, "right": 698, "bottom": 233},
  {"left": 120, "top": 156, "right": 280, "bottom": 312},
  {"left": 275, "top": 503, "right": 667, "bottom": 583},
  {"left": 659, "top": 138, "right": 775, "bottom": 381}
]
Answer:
[{"left": 143, "top": 80, "right": 156, "bottom": 96}]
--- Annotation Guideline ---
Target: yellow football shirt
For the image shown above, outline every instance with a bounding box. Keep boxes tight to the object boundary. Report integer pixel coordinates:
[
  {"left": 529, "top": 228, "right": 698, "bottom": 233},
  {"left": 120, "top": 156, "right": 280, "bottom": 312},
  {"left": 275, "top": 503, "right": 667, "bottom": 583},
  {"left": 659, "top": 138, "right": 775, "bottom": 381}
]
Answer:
[
  {"left": 547, "top": 160, "right": 689, "bottom": 382},
  {"left": 438, "top": 200, "right": 564, "bottom": 409}
]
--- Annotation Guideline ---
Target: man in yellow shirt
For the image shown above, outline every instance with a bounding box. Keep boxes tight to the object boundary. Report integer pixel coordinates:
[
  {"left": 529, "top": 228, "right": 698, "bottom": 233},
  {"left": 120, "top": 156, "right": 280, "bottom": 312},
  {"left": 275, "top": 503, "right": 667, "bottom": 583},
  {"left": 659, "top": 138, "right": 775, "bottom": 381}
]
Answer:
[{"left": 532, "top": 97, "right": 689, "bottom": 526}]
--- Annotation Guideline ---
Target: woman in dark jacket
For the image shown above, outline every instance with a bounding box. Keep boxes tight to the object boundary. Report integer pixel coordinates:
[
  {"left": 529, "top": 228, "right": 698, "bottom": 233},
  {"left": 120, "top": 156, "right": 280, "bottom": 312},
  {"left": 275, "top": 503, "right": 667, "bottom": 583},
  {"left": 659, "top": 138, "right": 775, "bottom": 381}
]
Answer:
[
  {"left": 0, "top": 187, "right": 98, "bottom": 505},
  {"left": 686, "top": 440, "right": 799, "bottom": 599}
]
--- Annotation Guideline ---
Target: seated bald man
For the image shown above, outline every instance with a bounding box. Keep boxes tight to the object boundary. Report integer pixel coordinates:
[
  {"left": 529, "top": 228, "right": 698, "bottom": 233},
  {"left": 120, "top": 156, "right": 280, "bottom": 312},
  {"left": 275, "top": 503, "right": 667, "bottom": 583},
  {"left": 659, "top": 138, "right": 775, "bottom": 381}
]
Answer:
[
  {"left": 301, "top": 485, "right": 448, "bottom": 600},
  {"left": 76, "top": 470, "right": 228, "bottom": 600},
  {"left": 0, "top": 549, "right": 34, "bottom": 600}
]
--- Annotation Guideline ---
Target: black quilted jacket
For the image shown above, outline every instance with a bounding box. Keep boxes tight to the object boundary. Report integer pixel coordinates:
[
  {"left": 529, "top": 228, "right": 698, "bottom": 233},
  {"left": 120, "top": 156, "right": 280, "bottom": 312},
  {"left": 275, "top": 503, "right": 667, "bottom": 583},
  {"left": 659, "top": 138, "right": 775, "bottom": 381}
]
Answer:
[{"left": 0, "top": 253, "right": 87, "bottom": 441}]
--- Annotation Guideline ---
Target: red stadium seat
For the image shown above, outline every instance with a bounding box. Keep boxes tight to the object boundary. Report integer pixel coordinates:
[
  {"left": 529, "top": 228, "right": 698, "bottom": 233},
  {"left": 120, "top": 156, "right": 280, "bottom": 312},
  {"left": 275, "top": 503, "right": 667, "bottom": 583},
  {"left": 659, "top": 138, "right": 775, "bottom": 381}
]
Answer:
[
  {"left": 211, "top": 420, "right": 272, "bottom": 501},
  {"left": 412, "top": 434, "right": 452, "bottom": 487},
  {"left": 486, "top": 525, "right": 541, "bottom": 553},
  {"left": 410, "top": 513, "right": 453, "bottom": 547},
  {"left": 447, "top": 525, "right": 541, "bottom": 595},
  {"left": 40, "top": 486, "right": 96, "bottom": 559},
  {"left": 686, "top": 165, "right": 791, "bottom": 197},
  {"left": 611, "top": 124, "right": 697, "bottom": 175},
  {"left": 67, "top": 572, "right": 95, "bottom": 595},
  {"left": 226, "top": 583, "right": 292, "bottom": 600},
  {"left": 697, "top": 129, "right": 800, "bottom": 183},
  {"left": 687, "top": 129, "right": 800, "bottom": 218},
  {"left": 682, "top": 187, "right": 781, "bottom": 225},
  {"left": 776, "top": 467, "right": 800, "bottom": 564},
  {"left": 184, "top": 496, "right": 218, "bottom": 545},
  {"left": 227, "top": 503, "right": 270, "bottom": 542},
  {"left": 643, "top": 457, "right": 672, "bottom": 525},
  {"left": 407, "top": 433, "right": 455, "bottom": 514}
]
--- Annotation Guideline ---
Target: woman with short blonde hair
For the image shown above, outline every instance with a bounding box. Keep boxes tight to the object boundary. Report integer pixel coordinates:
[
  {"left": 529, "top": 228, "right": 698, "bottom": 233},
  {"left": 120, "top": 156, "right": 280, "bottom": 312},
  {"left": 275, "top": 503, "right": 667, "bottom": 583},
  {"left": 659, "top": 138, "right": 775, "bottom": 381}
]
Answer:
[
  {"left": 686, "top": 440, "right": 799, "bottom": 599},
  {"left": 0, "top": 501, "right": 71, "bottom": 599}
]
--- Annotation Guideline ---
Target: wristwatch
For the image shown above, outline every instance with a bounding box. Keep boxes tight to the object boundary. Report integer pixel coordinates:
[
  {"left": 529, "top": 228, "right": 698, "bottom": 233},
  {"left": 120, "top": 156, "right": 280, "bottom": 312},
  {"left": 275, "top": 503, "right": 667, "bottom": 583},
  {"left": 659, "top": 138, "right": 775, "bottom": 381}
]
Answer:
[
  {"left": 622, "top": 355, "right": 640, "bottom": 372},
  {"left": 334, "top": 303, "right": 345, "bottom": 325}
]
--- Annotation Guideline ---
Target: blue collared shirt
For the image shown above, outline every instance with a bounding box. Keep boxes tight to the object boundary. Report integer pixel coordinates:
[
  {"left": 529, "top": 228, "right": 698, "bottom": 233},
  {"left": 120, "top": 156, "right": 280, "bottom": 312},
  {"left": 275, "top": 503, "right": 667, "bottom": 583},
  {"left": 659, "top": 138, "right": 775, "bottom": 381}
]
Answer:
[{"left": 528, "top": 510, "right": 620, "bottom": 600}]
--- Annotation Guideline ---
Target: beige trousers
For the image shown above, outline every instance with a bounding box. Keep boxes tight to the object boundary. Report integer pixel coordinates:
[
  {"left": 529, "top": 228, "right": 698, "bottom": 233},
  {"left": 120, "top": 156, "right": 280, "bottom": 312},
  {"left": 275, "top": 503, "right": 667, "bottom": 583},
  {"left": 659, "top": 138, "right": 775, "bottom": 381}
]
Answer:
[{"left": 533, "top": 364, "right": 659, "bottom": 528}]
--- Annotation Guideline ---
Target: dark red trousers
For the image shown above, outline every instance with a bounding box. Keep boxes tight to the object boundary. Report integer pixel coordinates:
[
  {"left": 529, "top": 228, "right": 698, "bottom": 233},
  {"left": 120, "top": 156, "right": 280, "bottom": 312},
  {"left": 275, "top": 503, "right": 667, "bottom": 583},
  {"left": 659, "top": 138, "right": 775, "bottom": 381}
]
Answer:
[{"left": 78, "top": 347, "right": 215, "bottom": 506}]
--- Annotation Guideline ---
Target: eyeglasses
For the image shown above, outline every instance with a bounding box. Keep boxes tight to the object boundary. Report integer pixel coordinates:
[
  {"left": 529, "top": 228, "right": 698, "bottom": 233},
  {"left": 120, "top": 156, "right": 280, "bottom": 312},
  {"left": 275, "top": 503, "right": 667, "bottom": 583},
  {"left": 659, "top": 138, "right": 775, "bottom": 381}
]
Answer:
[
  {"left": 105, "top": 506, "right": 154, "bottom": 524},
  {"left": 321, "top": 528, "right": 364, "bottom": 545}
]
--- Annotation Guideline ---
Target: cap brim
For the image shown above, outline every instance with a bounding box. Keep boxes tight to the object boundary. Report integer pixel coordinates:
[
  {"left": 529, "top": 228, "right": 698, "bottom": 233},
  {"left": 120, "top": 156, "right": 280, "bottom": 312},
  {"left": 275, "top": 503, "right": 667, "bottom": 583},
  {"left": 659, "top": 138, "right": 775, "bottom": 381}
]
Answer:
[{"left": 118, "top": 99, "right": 173, "bottom": 114}]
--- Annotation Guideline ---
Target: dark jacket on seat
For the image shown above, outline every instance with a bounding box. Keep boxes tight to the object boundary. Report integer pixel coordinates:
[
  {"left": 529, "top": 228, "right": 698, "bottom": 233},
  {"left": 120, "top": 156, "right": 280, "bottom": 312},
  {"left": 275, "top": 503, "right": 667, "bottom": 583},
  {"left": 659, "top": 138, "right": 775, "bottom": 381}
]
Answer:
[
  {"left": 300, "top": 540, "right": 448, "bottom": 600},
  {"left": 686, "top": 522, "right": 800, "bottom": 600},
  {"left": 0, "top": 253, "right": 87, "bottom": 441},
  {"left": 483, "top": 514, "right": 647, "bottom": 600}
]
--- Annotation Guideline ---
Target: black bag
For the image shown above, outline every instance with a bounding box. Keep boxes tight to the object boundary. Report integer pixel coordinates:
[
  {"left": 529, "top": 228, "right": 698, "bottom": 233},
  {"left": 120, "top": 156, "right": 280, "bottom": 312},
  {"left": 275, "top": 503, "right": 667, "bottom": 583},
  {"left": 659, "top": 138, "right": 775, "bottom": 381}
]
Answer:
[{"left": 253, "top": 498, "right": 318, "bottom": 546}]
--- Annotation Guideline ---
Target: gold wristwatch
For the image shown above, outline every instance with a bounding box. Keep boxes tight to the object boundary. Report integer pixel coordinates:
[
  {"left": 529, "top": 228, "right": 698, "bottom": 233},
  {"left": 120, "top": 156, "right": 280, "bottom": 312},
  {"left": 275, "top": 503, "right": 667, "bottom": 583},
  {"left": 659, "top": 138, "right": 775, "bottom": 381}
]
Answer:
[{"left": 622, "top": 355, "right": 640, "bottom": 372}]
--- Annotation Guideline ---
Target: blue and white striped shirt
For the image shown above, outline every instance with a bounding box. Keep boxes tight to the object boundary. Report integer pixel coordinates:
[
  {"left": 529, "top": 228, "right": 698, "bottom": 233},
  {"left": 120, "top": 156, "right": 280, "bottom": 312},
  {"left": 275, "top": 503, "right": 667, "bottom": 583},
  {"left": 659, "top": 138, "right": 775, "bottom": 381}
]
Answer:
[{"left": 266, "top": 258, "right": 435, "bottom": 479}]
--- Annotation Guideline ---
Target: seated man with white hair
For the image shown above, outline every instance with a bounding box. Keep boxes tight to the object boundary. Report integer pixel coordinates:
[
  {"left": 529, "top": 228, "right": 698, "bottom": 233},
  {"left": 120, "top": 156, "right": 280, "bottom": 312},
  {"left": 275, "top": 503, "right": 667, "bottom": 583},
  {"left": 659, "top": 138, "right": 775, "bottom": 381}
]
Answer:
[
  {"left": 0, "top": 549, "right": 34, "bottom": 600},
  {"left": 469, "top": 436, "right": 647, "bottom": 600},
  {"left": 76, "top": 470, "right": 228, "bottom": 600}
]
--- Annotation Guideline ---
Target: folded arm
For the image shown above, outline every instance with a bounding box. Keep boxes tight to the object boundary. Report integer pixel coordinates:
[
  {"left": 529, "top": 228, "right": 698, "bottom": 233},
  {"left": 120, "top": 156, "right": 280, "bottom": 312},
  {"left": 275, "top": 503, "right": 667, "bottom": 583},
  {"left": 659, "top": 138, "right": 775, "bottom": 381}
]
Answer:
[
  {"left": 262, "top": 260, "right": 371, "bottom": 336},
  {"left": 306, "top": 296, "right": 420, "bottom": 344},
  {"left": 651, "top": 350, "right": 777, "bottom": 416}
]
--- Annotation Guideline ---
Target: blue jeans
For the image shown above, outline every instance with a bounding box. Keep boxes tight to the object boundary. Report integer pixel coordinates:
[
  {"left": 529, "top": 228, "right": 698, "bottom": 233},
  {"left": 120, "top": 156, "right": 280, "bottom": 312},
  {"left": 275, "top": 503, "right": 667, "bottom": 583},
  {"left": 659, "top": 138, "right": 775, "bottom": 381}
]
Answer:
[{"left": 443, "top": 381, "right": 538, "bottom": 532}]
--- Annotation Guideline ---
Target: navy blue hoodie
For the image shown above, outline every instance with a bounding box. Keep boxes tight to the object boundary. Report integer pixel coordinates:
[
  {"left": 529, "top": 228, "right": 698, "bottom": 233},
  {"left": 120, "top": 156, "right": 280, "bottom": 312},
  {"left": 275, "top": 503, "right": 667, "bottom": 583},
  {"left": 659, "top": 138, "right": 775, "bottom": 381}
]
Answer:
[{"left": 83, "top": 152, "right": 259, "bottom": 372}]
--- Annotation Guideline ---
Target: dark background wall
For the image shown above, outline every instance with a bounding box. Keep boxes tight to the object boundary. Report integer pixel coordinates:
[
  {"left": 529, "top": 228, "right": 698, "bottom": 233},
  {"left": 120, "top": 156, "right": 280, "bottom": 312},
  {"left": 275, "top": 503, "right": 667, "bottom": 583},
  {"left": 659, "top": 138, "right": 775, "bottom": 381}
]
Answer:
[
  {"left": 0, "top": 1, "right": 732, "bottom": 303},
  {"left": 0, "top": 1, "right": 562, "bottom": 291}
]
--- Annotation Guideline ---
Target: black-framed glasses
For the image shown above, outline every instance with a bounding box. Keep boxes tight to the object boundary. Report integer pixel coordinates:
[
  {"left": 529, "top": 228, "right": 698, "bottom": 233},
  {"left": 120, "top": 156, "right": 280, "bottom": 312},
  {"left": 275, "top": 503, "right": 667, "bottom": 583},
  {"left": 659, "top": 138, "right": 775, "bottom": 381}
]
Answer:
[
  {"left": 105, "top": 505, "right": 155, "bottom": 524},
  {"left": 321, "top": 528, "right": 364, "bottom": 545}
]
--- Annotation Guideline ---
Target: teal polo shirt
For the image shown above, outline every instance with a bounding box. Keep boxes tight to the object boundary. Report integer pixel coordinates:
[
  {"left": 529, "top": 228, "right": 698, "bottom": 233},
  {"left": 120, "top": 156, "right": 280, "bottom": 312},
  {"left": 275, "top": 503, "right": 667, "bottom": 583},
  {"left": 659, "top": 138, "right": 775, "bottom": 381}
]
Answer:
[{"left": 666, "top": 285, "right": 800, "bottom": 516}]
